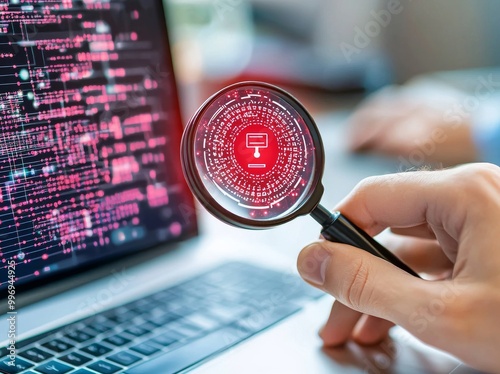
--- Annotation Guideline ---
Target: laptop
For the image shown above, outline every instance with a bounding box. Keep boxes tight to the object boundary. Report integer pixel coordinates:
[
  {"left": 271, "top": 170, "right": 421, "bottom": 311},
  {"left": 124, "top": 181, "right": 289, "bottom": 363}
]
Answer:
[{"left": 0, "top": 1, "right": 482, "bottom": 373}]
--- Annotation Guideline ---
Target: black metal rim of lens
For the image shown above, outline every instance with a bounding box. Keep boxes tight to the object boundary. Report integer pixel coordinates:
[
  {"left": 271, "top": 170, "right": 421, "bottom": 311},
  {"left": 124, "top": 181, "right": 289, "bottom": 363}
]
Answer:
[{"left": 180, "top": 81, "right": 325, "bottom": 229}]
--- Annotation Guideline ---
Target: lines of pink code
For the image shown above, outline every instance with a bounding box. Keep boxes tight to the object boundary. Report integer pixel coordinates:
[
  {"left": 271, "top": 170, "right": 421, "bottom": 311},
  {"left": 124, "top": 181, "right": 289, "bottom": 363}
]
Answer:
[{"left": 0, "top": 0, "right": 194, "bottom": 287}]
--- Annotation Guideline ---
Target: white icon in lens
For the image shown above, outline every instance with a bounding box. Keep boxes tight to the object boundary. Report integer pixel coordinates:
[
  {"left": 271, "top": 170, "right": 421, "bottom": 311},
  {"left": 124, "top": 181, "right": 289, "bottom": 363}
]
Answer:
[
  {"left": 246, "top": 133, "right": 268, "bottom": 168},
  {"left": 246, "top": 133, "right": 268, "bottom": 158}
]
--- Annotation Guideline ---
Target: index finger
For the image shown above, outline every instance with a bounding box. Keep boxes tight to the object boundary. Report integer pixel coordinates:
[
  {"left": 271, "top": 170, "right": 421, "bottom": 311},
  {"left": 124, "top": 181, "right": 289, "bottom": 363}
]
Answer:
[{"left": 334, "top": 167, "right": 472, "bottom": 240}]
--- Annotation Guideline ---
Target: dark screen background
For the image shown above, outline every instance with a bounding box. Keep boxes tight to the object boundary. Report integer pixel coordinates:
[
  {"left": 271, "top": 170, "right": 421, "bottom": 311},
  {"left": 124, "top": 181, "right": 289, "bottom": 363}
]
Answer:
[{"left": 0, "top": 0, "right": 197, "bottom": 291}]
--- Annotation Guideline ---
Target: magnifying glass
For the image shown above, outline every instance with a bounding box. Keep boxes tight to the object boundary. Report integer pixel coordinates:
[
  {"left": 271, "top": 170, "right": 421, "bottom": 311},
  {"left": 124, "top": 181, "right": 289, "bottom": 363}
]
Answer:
[{"left": 181, "top": 81, "right": 419, "bottom": 277}]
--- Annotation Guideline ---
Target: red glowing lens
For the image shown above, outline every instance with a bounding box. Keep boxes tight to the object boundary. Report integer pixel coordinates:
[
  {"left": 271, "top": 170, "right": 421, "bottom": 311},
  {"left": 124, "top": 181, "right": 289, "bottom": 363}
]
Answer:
[{"left": 182, "top": 82, "right": 324, "bottom": 227}]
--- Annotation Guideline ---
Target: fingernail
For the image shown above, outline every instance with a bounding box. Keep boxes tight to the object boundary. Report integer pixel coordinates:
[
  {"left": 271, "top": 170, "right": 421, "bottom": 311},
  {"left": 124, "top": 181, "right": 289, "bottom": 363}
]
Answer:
[{"left": 298, "top": 243, "right": 330, "bottom": 286}]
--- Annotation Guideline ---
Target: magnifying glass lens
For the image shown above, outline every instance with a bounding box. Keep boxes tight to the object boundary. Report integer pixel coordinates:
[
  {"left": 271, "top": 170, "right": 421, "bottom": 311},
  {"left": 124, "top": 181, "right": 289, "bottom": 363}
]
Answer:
[
  {"left": 183, "top": 82, "right": 419, "bottom": 278},
  {"left": 190, "top": 84, "right": 318, "bottom": 221}
]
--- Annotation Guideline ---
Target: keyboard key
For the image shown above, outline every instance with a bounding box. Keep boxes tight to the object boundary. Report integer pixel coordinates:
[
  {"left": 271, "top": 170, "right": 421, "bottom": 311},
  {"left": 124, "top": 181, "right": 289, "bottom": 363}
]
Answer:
[
  {"left": 0, "top": 356, "right": 33, "bottom": 373},
  {"left": 107, "top": 351, "right": 141, "bottom": 366},
  {"left": 107, "top": 310, "right": 137, "bottom": 324},
  {"left": 146, "top": 313, "right": 180, "bottom": 327},
  {"left": 18, "top": 346, "right": 53, "bottom": 363},
  {"left": 102, "top": 306, "right": 129, "bottom": 321},
  {"left": 86, "top": 315, "right": 116, "bottom": 333},
  {"left": 103, "top": 334, "right": 131, "bottom": 346},
  {"left": 80, "top": 326, "right": 99, "bottom": 337},
  {"left": 81, "top": 343, "right": 112, "bottom": 357},
  {"left": 124, "top": 326, "right": 149, "bottom": 337},
  {"left": 87, "top": 360, "right": 121, "bottom": 374},
  {"left": 42, "top": 339, "right": 74, "bottom": 353},
  {"left": 125, "top": 327, "right": 249, "bottom": 374},
  {"left": 130, "top": 342, "right": 160, "bottom": 356},
  {"left": 151, "top": 290, "right": 177, "bottom": 303},
  {"left": 34, "top": 360, "right": 72, "bottom": 374},
  {"left": 72, "top": 370, "right": 94, "bottom": 374},
  {"left": 150, "top": 331, "right": 181, "bottom": 347},
  {"left": 136, "top": 322, "right": 157, "bottom": 333},
  {"left": 130, "top": 298, "right": 155, "bottom": 313},
  {"left": 92, "top": 321, "right": 116, "bottom": 334},
  {"left": 59, "top": 352, "right": 92, "bottom": 365},
  {"left": 65, "top": 329, "right": 94, "bottom": 343}
]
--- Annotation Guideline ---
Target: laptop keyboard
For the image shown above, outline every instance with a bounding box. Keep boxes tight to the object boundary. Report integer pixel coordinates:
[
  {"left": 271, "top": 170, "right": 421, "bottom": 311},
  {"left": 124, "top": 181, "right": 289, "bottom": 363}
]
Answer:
[{"left": 0, "top": 262, "right": 324, "bottom": 374}]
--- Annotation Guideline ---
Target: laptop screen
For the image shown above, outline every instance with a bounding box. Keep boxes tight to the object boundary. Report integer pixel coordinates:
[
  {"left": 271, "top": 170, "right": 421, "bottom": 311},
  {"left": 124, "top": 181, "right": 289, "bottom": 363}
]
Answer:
[{"left": 0, "top": 0, "right": 197, "bottom": 292}]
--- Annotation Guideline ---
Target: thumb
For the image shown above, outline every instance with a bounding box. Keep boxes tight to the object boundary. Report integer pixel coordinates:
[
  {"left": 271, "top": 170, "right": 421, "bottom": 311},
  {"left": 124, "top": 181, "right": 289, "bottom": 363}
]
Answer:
[{"left": 297, "top": 240, "right": 436, "bottom": 328}]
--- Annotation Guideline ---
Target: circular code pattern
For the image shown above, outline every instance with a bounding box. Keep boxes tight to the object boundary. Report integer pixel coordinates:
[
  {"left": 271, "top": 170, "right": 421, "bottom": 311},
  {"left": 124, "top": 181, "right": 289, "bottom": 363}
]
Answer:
[{"left": 193, "top": 85, "right": 316, "bottom": 220}]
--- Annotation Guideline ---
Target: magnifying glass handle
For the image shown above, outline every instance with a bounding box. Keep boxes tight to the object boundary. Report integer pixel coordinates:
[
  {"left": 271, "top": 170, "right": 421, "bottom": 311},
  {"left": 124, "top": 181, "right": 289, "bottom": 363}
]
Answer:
[{"left": 311, "top": 205, "right": 420, "bottom": 278}]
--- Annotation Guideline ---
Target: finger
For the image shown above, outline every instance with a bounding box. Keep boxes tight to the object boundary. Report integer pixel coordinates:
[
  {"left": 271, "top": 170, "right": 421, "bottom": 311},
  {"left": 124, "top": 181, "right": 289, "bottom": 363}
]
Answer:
[
  {"left": 334, "top": 169, "right": 467, "bottom": 239},
  {"left": 348, "top": 110, "right": 412, "bottom": 151},
  {"left": 319, "top": 301, "right": 363, "bottom": 347},
  {"left": 348, "top": 115, "right": 393, "bottom": 151},
  {"left": 352, "top": 314, "right": 394, "bottom": 345},
  {"left": 349, "top": 86, "right": 400, "bottom": 116},
  {"left": 380, "top": 234, "right": 453, "bottom": 275},
  {"left": 347, "top": 95, "right": 404, "bottom": 151},
  {"left": 348, "top": 112, "right": 432, "bottom": 155},
  {"left": 319, "top": 236, "right": 451, "bottom": 346},
  {"left": 391, "top": 224, "right": 436, "bottom": 239},
  {"left": 347, "top": 93, "right": 421, "bottom": 151},
  {"left": 297, "top": 240, "right": 443, "bottom": 328}
]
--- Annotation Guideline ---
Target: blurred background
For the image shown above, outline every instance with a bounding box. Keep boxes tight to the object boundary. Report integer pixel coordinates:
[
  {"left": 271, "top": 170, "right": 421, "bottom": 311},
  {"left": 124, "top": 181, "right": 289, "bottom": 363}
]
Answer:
[
  {"left": 165, "top": 0, "right": 500, "bottom": 93},
  {"left": 163, "top": 0, "right": 500, "bottom": 252}
]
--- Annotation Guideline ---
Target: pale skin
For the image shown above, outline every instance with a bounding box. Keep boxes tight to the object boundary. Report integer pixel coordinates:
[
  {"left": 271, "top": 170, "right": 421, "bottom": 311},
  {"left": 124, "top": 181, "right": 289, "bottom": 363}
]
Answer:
[
  {"left": 297, "top": 163, "right": 500, "bottom": 372},
  {"left": 347, "top": 87, "right": 479, "bottom": 166}
]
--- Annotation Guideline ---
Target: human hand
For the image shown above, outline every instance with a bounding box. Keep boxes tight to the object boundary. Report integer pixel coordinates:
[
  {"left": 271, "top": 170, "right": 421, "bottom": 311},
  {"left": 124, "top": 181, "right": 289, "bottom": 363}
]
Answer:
[
  {"left": 297, "top": 163, "right": 500, "bottom": 371},
  {"left": 348, "top": 87, "right": 479, "bottom": 167}
]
